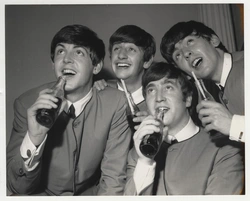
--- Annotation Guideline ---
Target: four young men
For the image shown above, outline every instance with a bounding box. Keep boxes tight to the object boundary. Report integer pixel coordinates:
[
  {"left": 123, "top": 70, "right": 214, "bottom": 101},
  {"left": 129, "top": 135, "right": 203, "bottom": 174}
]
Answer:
[{"left": 7, "top": 20, "right": 245, "bottom": 195}]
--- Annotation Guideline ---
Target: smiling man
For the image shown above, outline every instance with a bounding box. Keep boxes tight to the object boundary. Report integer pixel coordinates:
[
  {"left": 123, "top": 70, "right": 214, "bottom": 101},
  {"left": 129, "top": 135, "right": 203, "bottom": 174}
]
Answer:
[
  {"left": 160, "top": 20, "right": 244, "bottom": 143},
  {"left": 94, "top": 25, "right": 156, "bottom": 132},
  {"left": 7, "top": 24, "right": 132, "bottom": 195},
  {"left": 124, "top": 62, "right": 244, "bottom": 195}
]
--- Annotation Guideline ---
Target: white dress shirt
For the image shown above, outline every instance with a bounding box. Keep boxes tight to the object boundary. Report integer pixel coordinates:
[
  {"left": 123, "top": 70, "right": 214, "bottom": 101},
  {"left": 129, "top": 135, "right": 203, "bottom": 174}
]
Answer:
[
  {"left": 20, "top": 88, "right": 93, "bottom": 171},
  {"left": 133, "top": 117, "right": 199, "bottom": 194},
  {"left": 218, "top": 53, "right": 245, "bottom": 142}
]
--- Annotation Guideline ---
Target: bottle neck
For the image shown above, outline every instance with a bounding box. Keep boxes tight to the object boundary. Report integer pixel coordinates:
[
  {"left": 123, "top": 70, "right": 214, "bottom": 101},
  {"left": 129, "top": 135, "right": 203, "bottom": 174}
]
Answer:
[{"left": 52, "top": 77, "right": 66, "bottom": 98}]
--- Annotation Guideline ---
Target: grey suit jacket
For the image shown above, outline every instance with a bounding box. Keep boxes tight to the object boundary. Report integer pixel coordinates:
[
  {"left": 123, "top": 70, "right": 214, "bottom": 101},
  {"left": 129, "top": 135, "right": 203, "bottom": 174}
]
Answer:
[
  {"left": 221, "top": 51, "right": 244, "bottom": 115},
  {"left": 125, "top": 129, "right": 244, "bottom": 195},
  {"left": 7, "top": 83, "right": 132, "bottom": 195}
]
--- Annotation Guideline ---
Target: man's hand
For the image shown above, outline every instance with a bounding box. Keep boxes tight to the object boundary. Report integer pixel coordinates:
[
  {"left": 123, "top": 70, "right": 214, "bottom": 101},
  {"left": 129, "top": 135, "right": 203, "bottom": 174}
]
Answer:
[
  {"left": 196, "top": 100, "right": 233, "bottom": 135},
  {"left": 93, "top": 79, "right": 108, "bottom": 91},
  {"left": 133, "top": 116, "right": 168, "bottom": 165},
  {"left": 27, "top": 88, "right": 61, "bottom": 146},
  {"left": 133, "top": 111, "right": 148, "bottom": 130}
]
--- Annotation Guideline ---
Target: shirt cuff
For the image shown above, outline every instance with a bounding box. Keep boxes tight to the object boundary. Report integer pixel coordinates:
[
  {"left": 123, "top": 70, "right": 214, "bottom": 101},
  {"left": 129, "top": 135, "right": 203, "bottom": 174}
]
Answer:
[
  {"left": 133, "top": 158, "right": 156, "bottom": 194},
  {"left": 20, "top": 132, "right": 47, "bottom": 171},
  {"left": 229, "top": 115, "right": 245, "bottom": 142}
]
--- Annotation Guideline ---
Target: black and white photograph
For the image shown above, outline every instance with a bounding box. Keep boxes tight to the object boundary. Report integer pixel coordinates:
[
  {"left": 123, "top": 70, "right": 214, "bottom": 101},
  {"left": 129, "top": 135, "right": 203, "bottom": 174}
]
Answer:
[{"left": 0, "top": 1, "right": 248, "bottom": 200}]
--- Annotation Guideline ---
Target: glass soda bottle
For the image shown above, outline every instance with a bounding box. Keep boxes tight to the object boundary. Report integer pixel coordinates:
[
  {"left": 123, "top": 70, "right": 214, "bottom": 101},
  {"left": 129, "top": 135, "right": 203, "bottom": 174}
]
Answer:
[
  {"left": 195, "top": 79, "right": 215, "bottom": 102},
  {"left": 126, "top": 91, "right": 140, "bottom": 132},
  {"left": 195, "top": 78, "right": 225, "bottom": 139},
  {"left": 36, "top": 76, "right": 66, "bottom": 128},
  {"left": 139, "top": 107, "right": 167, "bottom": 159}
]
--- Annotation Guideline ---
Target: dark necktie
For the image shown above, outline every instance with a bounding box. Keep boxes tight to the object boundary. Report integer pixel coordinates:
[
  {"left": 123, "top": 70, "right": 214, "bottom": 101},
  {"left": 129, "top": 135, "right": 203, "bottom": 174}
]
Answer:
[
  {"left": 219, "top": 85, "right": 224, "bottom": 93},
  {"left": 68, "top": 104, "right": 76, "bottom": 119},
  {"left": 171, "top": 139, "right": 178, "bottom": 144}
]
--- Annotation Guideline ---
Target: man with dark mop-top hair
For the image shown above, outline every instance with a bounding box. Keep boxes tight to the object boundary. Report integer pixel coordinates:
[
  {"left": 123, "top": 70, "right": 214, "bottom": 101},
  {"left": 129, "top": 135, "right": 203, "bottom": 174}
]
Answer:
[
  {"left": 124, "top": 62, "right": 244, "bottom": 195},
  {"left": 160, "top": 20, "right": 244, "bottom": 143},
  {"left": 7, "top": 24, "right": 131, "bottom": 195}
]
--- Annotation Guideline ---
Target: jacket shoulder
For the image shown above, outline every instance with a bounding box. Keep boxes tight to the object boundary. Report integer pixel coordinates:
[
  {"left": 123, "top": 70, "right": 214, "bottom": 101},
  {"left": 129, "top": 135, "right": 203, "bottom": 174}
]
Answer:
[
  {"left": 232, "top": 51, "right": 244, "bottom": 62},
  {"left": 16, "top": 82, "right": 55, "bottom": 108},
  {"left": 94, "top": 86, "right": 127, "bottom": 105},
  {"left": 105, "top": 79, "right": 118, "bottom": 89}
]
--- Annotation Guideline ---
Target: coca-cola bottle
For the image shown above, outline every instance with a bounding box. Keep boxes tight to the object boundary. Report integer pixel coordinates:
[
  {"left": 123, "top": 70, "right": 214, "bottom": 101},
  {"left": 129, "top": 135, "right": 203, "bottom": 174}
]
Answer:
[
  {"left": 139, "top": 107, "right": 167, "bottom": 159},
  {"left": 126, "top": 91, "right": 140, "bottom": 132},
  {"left": 36, "top": 76, "right": 66, "bottom": 128},
  {"left": 194, "top": 78, "right": 225, "bottom": 140},
  {"left": 195, "top": 79, "right": 215, "bottom": 101}
]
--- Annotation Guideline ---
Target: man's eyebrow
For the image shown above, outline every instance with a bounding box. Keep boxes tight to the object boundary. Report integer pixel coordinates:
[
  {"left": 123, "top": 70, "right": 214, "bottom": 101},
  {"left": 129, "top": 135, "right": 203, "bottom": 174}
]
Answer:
[
  {"left": 72, "top": 45, "right": 89, "bottom": 52},
  {"left": 56, "top": 43, "right": 87, "bottom": 50},
  {"left": 173, "top": 39, "right": 183, "bottom": 53},
  {"left": 164, "top": 79, "right": 176, "bottom": 84},
  {"left": 55, "top": 43, "right": 64, "bottom": 48},
  {"left": 173, "top": 46, "right": 180, "bottom": 54},
  {"left": 146, "top": 82, "right": 155, "bottom": 89}
]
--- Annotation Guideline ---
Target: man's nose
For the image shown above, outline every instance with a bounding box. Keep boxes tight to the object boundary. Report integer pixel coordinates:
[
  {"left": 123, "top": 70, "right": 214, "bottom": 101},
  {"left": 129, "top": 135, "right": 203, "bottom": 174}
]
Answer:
[
  {"left": 156, "top": 90, "right": 166, "bottom": 102},
  {"left": 118, "top": 48, "right": 128, "bottom": 59},
  {"left": 184, "top": 49, "right": 192, "bottom": 60},
  {"left": 63, "top": 52, "right": 74, "bottom": 63}
]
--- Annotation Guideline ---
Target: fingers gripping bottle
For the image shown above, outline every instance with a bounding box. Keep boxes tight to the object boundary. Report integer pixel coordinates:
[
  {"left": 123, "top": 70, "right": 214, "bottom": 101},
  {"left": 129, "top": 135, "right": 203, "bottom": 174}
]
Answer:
[
  {"left": 192, "top": 72, "right": 225, "bottom": 140},
  {"left": 36, "top": 76, "right": 66, "bottom": 128},
  {"left": 139, "top": 107, "right": 167, "bottom": 158}
]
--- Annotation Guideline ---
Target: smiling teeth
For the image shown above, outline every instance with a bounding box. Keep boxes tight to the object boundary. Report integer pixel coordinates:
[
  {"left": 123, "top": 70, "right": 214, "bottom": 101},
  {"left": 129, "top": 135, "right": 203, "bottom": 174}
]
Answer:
[
  {"left": 117, "top": 63, "right": 130, "bottom": 67},
  {"left": 62, "top": 69, "right": 76, "bottom": 75},
  {"left": 192, "top": 58, "right": 202, "bottom": 67}
]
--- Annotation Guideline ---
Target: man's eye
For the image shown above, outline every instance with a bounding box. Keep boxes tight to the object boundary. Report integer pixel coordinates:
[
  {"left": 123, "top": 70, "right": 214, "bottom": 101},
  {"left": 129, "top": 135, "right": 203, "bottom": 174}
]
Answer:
[
  {"left": 165, "top": 85, "right": 173, "bottom": 90},
  {"left": 76, "top": 50, "right": 84, "bottom": 56},
  {"left": 57, "top": 49, "right": 64, "bottom": 55},
  {"left": 187, "top": 39, "right": 194, "bottom": 45},
  {"left": 174, "top": 53, "right": 180, "bottom": 61},
  {"left": 113, "top": 47, "right": 119, "bottom": 51},
  {"left": 147, "top": 88, "right": 155, "bottom": 94},
  {"left": 128, "top": 47, "right": 136, "bottom": 52}
]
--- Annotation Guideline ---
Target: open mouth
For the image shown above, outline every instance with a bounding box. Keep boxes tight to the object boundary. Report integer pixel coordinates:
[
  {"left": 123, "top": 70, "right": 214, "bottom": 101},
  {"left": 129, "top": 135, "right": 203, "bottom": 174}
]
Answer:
[
  {"left": 117, "top": 63, "right": 131, "bottom": 68},
  {"left": 156, "top": 106, "right": 170, "bottom": 113},
  {"left": 192, "top": 57, "right": 202, "bottom": 69},
  {"left": 62, "top": 69, "right": 77, "bottom": 77}
]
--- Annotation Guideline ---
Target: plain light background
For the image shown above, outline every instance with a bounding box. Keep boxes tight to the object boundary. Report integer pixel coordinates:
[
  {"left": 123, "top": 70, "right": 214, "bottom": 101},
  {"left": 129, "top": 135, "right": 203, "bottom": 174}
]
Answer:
[{"left": 5, "top": 4, "right": 243, "bottom": 145}]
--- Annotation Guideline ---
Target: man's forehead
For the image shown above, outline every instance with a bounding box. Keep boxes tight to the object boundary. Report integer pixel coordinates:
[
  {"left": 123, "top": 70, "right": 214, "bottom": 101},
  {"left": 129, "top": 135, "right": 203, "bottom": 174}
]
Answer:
[
  {"left": 56, "top": 43, "right": 89, "bottom": 51},
  {"left": 174, "top": 34, "right": 198, "bottom": 49},
  {"left": 147, "top": 77, "right": 177, "bottom": 86}
]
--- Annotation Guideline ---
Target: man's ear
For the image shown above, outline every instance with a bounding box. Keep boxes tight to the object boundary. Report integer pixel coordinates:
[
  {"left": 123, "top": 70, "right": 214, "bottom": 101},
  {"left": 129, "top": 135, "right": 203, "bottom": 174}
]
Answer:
[
  {"left": 51, "top": 61, "right": 55, "bottom": 70},
  {"left": 143, "top": 56, "right": 154, "bottom": 69},
  {"left": 185, "top": 95, "right": 192, "bottom": 108},
  {"left": 210, "top": 34, "right": 221, "bottom": 48},
  {"left": 93, "top": 61, "right": 103, "bottom": 75}
]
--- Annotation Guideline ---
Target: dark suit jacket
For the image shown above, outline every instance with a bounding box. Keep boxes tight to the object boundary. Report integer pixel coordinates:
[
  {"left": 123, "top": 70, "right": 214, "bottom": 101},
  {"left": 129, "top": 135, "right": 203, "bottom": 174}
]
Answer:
[
  {"left": 124, "top": 129, "right": 244, "bottom": 195},
  {"left": 221, "top": 51, "right": 244, "bottom": 115},
  {"left": 7, "top": 83, "right": 132, "bottom": 195}
]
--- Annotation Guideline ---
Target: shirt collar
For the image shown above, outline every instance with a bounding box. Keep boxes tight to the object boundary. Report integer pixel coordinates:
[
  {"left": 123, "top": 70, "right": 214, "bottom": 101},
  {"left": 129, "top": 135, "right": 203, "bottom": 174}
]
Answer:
[
  {"left": 117, "top": 83, "right": 144, "bottom": 105},
  {"left": 219, "top": 52, "right": 232, "bottom": 87},
  {"left": 65, "top": 88, "right": 93, "bottom": 117},
  {"left": 166, "top": 117, "right": 199, "bottom": 143}
]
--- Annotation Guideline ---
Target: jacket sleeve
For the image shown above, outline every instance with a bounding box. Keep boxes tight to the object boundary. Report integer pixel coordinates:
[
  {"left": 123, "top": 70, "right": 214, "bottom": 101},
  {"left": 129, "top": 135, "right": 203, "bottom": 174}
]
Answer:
[
  {"left": 205, "top": 141, "right": 244, "bottom": 195},
  {"left": 7, "top": 98, "right": 42, "bottom": 195},
  {"left": 124, "top": 148, "right": 137, "bottom": 195},
  {"left": 124, "top": 148, "right": 154, "bottom": 195},
  {"left": 96, "top": 94, "right": 132, "bottom": 195}
]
